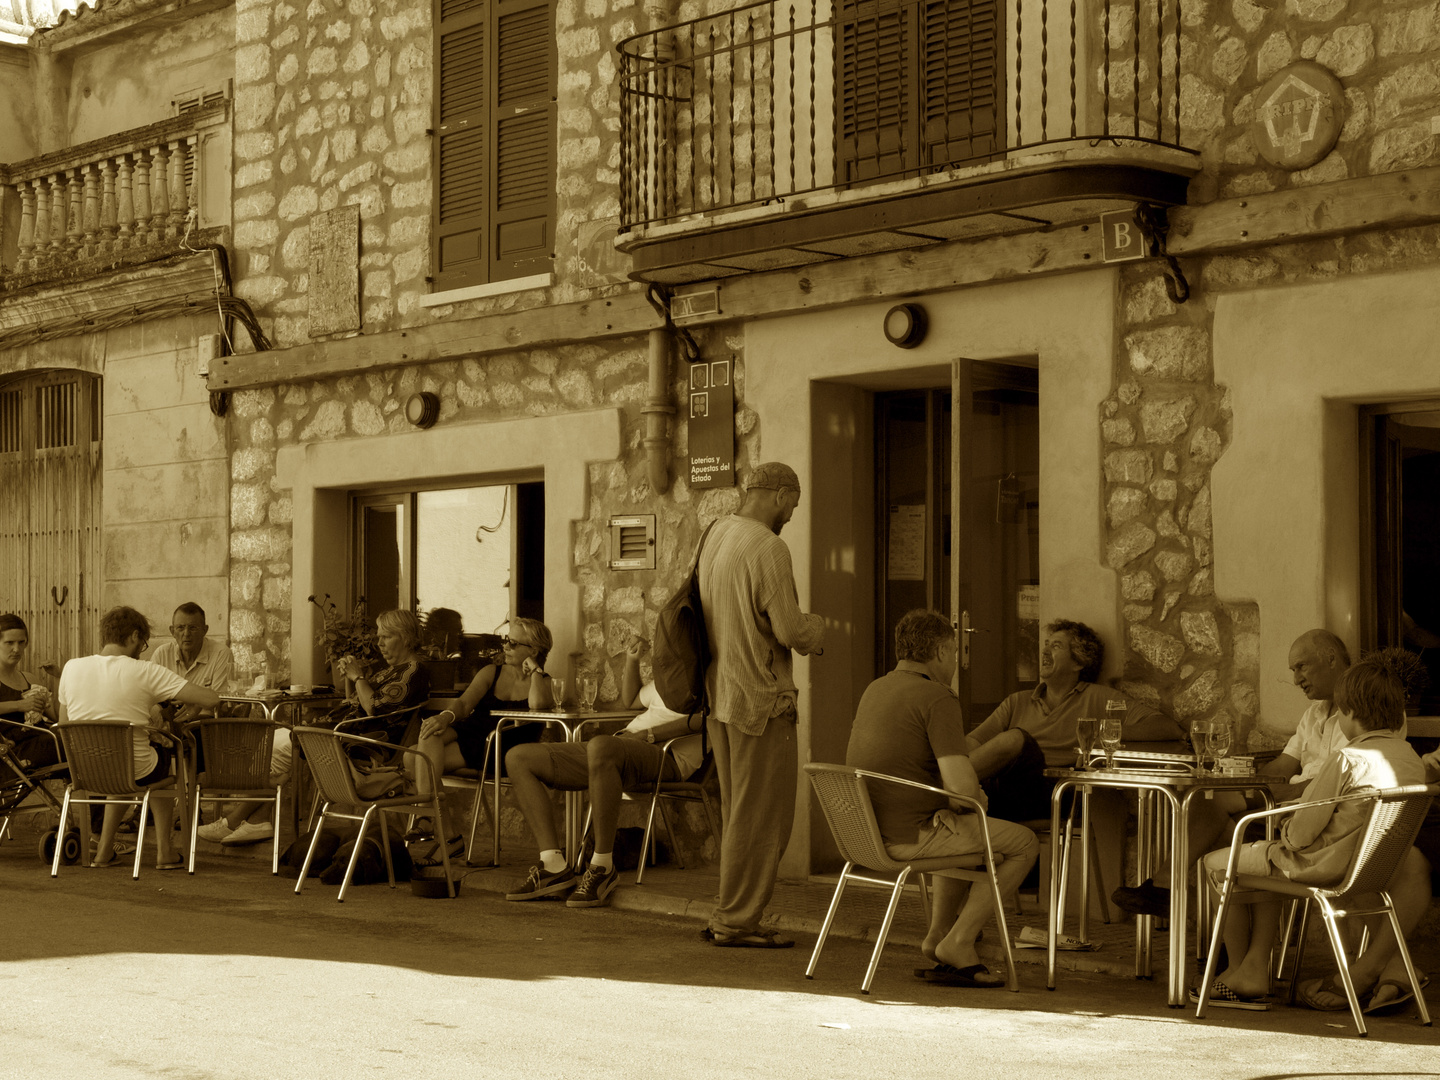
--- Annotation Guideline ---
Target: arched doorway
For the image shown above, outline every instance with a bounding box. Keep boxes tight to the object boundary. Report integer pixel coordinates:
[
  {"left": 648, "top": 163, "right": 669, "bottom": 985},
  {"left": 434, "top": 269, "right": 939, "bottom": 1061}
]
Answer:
[{"left": 0, "top": 370, "right": 103, "bottom": 672}]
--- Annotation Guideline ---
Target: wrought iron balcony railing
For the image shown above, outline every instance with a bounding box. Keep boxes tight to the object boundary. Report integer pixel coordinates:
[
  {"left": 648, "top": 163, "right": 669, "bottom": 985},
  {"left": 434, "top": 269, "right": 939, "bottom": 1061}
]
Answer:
[{"left": 618, "top": 0, "right": 1190, "bottom": 232}]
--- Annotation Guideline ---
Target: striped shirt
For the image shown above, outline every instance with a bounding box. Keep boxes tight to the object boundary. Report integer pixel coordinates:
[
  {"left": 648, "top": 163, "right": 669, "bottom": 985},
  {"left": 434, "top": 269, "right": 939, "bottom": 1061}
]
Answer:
[{"left": 698, "top": 514, "right": 825, "bottom": 736}]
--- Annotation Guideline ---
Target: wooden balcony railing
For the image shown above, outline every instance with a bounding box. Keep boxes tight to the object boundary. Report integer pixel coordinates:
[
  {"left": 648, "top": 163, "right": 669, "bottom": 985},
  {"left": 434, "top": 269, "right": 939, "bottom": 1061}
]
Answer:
[
  {"left": 618, "top": 0, "right": 1192, "bottom": 232},
  {"left": 1, "top": 103, "right": 226, "bottom": 284}
]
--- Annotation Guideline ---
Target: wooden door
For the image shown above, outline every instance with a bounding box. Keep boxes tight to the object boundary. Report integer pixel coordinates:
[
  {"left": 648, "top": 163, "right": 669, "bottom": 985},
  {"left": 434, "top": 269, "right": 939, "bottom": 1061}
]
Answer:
[{"left": 0, "top": 372, "right": 103, "bottom": 675}]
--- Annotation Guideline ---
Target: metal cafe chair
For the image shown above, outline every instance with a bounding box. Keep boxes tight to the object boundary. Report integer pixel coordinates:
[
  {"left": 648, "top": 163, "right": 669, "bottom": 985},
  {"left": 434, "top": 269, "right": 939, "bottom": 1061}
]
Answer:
[
  {"left": 1196, "top": 783, "right": 1437, "bottom": 1036},
  {"left": 804, "top": 762, "right": 1021, "bottom": 994},
  {"left": 51, "top": 720, "right": 186, "bottom": 880},
  {"left": 185, "top": 718, "right": 286, "bottom": 875},
  {"left": 291, "top": 726, "right": 454, "bottom": 901}
]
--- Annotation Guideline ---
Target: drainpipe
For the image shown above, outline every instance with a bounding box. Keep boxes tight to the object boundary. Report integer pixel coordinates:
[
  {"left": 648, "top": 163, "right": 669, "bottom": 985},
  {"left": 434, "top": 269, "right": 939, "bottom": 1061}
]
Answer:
[{"left": 642, "top": 325, "right": 674, "bottom": 495}]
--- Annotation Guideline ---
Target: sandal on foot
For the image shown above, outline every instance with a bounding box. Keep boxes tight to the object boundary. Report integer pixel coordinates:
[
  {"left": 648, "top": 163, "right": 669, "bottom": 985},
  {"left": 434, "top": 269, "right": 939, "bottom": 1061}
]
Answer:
[
  {"left": 920, "top": 963, "right": 1005, "bottom": 988},
  {"left": 710, "top": 929, "right": 795, "bottom": 949},
  {"left": 1364, "top": 975, "right": 1429, "bottom": 1015},
  {"left": 155, "top": 857, "right": 185, "bottom": 871},
  {"left": 1297, "top": 973, "right": 1356, "bottom": 1013},
  {"left": 404, "top": 818, "right": 436, "bottom": 843},
  {"left": 1189, "top": 978, "right": 1270, "bottom": 1010}
]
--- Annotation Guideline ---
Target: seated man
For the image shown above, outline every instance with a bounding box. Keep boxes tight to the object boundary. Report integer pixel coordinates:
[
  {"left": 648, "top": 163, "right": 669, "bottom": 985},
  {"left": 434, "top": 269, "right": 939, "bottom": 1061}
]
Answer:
[
  {"left": 967, "top": 619, "right": 1183, "bottom": 823},
  {"left": 846, "top": 609, "right": 1039, "bottom": 986},
  {"left": 503, "top": 637, "right": 704, "bottom": 908},
  {"left": 56, "top": 605, "right": 220, "bottom": 868}
]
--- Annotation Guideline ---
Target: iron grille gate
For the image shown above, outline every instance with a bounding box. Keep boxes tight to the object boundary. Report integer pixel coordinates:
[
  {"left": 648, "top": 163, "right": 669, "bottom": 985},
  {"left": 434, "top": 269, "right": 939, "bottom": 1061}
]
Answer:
[{"left": 0, "top": 371, "right": 103, "bottom": 673}]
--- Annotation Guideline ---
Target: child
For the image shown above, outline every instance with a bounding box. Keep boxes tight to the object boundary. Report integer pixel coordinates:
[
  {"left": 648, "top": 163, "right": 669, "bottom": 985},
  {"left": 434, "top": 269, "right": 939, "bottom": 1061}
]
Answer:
[{"left": 1196, "top": 652, "right": 1425, "bottom": 1009}]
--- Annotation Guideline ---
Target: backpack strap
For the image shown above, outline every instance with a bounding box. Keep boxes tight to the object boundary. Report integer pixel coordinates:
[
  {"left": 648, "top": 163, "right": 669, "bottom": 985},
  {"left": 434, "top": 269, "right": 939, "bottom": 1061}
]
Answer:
[{"left": 689, "top": 520, "right": 717, "bottom": 754}]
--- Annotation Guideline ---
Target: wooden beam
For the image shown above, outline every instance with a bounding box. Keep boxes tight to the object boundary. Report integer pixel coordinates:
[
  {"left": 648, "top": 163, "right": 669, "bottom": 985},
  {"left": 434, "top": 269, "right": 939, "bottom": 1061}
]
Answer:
[
  {"left": 210, "top": 290, "right": 665, "bottom": 390},
  {"left": 1167, "top": 165, "right": 1440, "bottom": 255}
]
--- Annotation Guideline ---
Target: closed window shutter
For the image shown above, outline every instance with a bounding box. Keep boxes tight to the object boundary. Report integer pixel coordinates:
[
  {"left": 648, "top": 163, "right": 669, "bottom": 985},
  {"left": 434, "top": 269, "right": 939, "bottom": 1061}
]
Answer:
[
  {"left": 837, "top": 0, "right": 916, "bottom": 183},
  {"left": 433, "top": 0, "right": 492, "bottom": 290},
  {"left": 922, "top": 0, "right": 1002, "bottom": 164},
  {"left": 490, "top": 0, "right": 556, "bottom": 281}
]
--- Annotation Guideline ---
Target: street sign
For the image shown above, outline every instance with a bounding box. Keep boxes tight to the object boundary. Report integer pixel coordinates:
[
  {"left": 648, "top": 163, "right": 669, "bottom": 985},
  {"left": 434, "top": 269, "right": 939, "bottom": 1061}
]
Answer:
[
  {"left": 1099, "top": 209, "right": 1147, "bottom": 263},
  {"left": 687, "top": 356, "right": 734, "bottom": 488}
]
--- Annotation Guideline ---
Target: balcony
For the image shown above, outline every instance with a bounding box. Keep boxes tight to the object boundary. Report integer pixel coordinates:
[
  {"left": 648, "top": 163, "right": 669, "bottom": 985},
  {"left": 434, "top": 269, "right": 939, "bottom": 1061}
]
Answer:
[
  {"left": 0, "top": 102, "right": 229, "bottom": 292},
  {"left": 616, "top": 0, "right": 1200, "bottom": 282}
]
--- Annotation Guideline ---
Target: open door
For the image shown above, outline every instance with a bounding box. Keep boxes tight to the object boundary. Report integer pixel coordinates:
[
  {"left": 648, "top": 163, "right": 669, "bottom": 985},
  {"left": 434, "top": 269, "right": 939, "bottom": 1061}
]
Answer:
[{"left": 951, "top": 359, "right": 1040, "bottom": 727}]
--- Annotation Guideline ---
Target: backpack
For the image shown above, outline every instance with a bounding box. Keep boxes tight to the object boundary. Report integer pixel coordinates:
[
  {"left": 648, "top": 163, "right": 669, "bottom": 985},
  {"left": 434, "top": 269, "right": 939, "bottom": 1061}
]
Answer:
[{"left": 651, "top": 521, "right": 715, "bottom": 717}]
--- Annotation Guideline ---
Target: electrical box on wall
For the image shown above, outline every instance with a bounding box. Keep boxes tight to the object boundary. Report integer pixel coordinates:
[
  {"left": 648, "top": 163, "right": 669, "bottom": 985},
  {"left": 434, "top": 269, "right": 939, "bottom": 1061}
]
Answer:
[{"left": 609, "top": 515, "right": 656, "bottom": 570}]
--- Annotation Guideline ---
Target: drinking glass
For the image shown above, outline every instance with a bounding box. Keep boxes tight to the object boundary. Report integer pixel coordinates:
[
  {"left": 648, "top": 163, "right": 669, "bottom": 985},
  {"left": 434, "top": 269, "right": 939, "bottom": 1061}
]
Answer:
[
  {"left": 1074, "top": 717, "right": 1099, "bottom": 769},
  {"left": 1189, "top": 719, "right": 1214, "bottom": 775},
  {"left": 578, "top": 673, "right": 599, "bottom": 712},
  {"left": 1099, "top": 718, "right": 1123, "bottom": 768},
  {"left": 1207, "top": 720, "right": 1233, "bottom": 766},
  {"left": 550, "top": 677, "right": 566, "bottom": 711}
]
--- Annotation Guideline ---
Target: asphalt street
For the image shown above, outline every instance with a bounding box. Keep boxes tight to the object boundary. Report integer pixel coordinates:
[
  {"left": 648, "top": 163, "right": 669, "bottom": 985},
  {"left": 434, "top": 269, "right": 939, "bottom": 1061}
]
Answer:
[{"left": 1, "top": 843, "right": 1436, "bottom": 1080}]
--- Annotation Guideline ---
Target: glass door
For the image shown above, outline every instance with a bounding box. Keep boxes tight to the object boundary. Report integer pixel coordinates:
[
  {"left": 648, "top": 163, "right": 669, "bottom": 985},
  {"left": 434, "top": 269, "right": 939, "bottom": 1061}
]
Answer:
[{"left": 951, "top": 359, "right": 1040, "bottom": 726}]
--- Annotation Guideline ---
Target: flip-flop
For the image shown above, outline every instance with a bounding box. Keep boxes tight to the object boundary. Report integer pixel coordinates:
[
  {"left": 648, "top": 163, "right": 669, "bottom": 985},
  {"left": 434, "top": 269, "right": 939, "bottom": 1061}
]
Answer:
[
  {"left": 1189, "top": 979, "right": 1270, "bottom": 1011},
  {"left": 710, "top": 930, "right": 795, "bottom": 949},
  {"left": 89, "top": 855, "right": 127, "bottom": 868},
  {"left": 1363, "top": 975, "right": 1429, "bottom": 1015},
  {"left": 920, "top": 963, "right": 1005, "bottom": 988},
  {"left": 1297, "top": 973, "right": 1353, "bottom": 1012},
  {"left": 155, "top": 857, "right": 185, "bottom": 871}
]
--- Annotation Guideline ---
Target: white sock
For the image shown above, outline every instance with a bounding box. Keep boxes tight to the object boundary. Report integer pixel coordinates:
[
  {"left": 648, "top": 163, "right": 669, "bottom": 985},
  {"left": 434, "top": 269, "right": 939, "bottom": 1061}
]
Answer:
[
  {"left": 590, "top": 851, "right": 614, "bottom": 872},
  {"left": 540, "top": 849, "right": 567, "bottom": 873}
]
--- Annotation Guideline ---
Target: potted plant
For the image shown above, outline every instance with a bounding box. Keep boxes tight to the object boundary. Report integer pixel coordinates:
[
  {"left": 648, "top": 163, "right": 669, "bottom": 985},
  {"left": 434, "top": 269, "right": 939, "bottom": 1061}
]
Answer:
[{"left": 308, "top": 594, "right": 381, "bottom": 691}]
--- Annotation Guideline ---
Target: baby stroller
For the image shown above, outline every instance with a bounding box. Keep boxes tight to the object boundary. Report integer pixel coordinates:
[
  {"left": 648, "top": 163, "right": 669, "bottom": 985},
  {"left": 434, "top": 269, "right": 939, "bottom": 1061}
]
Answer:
[{"left": 0, "top": 716, "right": 81, "bottom": 865}]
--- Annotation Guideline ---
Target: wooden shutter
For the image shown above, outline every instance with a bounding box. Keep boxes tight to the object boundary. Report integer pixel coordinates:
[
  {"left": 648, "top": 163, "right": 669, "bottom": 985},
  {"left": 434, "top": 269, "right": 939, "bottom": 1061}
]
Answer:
[
  {"left": 837, "top": 0, "right": 917, "bottom": 183},
  {"left": 921, "top": 0, "right": 1002, "bottom": 165},
  {"left": 490, "top": 0, "right": 556, "bottom": 281},
  {"left": 433, "top": 0, "right": 491, "bottom": 290}
]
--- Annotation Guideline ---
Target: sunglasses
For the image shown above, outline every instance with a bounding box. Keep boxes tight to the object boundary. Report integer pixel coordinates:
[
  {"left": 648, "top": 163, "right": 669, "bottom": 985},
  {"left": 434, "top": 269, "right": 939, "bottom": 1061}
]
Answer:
[{"left": 501, "top": 636, "right": 534, "bottom": 649}]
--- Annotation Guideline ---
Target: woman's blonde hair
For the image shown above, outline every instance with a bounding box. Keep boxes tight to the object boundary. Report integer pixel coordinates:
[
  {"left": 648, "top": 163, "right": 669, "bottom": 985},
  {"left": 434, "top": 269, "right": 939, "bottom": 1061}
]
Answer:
[
  {"left": 376, "top": 609, "right": 422, "bottom": 652},
  {"left": 509, "top": 616, "right": 553, "bottom": 666}
]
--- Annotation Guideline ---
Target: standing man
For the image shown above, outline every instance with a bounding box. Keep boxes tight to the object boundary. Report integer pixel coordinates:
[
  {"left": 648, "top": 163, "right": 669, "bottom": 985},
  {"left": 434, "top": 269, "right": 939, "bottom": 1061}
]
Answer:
[
  {"left": 847, "top": 609, "right": 1038, "bottom": 985},
  {"left": 699, "top": 462, "right": 825, "bottom": 948}
]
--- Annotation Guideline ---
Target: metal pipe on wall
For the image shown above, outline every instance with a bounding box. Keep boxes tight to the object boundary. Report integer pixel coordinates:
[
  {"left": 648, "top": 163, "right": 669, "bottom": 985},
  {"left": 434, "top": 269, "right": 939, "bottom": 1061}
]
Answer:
[{"left": 642, "top": 327, "right": 674, "bottom": 495}]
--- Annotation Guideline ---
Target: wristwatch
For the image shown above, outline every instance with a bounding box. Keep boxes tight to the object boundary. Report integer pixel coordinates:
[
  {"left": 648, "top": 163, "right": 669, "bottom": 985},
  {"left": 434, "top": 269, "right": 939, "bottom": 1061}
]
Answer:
[{"left": 645, "top": 730, "right": 655, "bottom": 744}]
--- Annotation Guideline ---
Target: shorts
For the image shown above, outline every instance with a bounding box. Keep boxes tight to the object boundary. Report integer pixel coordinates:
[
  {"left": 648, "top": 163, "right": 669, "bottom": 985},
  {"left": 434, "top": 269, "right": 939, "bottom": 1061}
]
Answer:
[
  {"left": 1203, "top": 840, "right": 1276, "bottom": 884},
  {"left": 135, "top": 744, "right": 175, "bottom": 787},
  {"left": 538, "top": 737, "right": 681, "bottom": 791},
  {"left": 888, "top": 808, "right": 1040, "bottom": 866}
]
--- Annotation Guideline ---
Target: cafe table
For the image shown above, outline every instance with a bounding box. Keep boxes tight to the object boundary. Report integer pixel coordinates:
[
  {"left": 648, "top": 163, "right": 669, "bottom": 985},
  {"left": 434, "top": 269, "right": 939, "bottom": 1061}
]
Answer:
[
  {"left": 489, "top": 708, "right": 642, "bottom": 864},
  {"left": 215, "top": 688, "right": 344, "bottom": 835},
  {"left": 1043, "top": 760, "right": 1279, "bottom": 1006}
]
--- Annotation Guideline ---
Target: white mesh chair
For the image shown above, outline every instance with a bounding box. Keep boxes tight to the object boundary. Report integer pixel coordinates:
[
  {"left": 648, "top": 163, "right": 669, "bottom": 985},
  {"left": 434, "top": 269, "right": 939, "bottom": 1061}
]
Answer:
[
  {"left": 1196, "top": 783, "right": 1437, "bottom": 1037},
  {"left": 805, "top": 763, "right": 1020, "bottom": 994}
]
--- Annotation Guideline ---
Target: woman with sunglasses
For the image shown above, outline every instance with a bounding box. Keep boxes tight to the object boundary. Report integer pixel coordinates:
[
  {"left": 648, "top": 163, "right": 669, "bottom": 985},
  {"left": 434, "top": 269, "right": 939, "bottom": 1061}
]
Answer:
[
  {"left": 410, "top": 617, "right": 555, "bottom": 850},
  {"left": 0, "top": 613, "right": 59, "bottom": 769}
]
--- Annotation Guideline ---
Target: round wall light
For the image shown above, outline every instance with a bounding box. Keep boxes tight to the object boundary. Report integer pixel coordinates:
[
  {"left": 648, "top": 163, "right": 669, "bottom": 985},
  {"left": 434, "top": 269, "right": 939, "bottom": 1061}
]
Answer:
[
  {"left": 884, "top": 303, "right": 927, "bottom": 349},
  {"left": 405, "top": 391, "right": 440, "bottom": 429}
]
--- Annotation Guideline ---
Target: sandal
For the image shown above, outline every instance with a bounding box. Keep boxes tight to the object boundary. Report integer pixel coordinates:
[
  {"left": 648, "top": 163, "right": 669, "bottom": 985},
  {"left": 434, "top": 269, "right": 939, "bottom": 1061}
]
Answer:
[
  {"left": 1297, "top": 973, "right": 1358, "bottom": 1012},
  {"left": 709, "top": 929, "right": 795, "bottom": 949},
  {"left": 919, "top": 963, "right": 1006, "bottom": 988},
  {"left": 412, "top": 836, "right": 464, "bottom": 868},
  {"left": 404, "top": 818, "right": 436, "bottom": 843},
  {"left": 1364, "top": 975, "right": 1429, "bottom": 1015},
  {"left": 155, "top": 857, "right": 185, "bottom": 871},
  {"left": 1188, "top": 978, "right": 1270, "bottom": 1010}
]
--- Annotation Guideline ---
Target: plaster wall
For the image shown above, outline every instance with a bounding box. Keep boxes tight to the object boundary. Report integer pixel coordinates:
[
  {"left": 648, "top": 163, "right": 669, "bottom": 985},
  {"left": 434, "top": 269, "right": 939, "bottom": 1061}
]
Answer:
[
  {"left": 0, "top": 48, "right": 35, "bottom": 161},
  {"left": 1212, "top": 263, "right": 1440, "bottom": 738},
  {"left": 745, "top": 268, "right": 1120, "bottom": 877},
  {"left": 66, "top": 8, "right": 235, "bottom": 144},
  {"left": 101, "top": 317, "right": 231, "bottom": 648}
]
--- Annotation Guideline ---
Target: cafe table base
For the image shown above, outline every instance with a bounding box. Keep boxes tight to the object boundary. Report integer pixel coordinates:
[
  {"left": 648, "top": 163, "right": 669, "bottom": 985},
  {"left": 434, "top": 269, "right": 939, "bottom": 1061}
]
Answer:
[{"left": 1044, "top": 767, "right": 1275, "bottom": 1007}]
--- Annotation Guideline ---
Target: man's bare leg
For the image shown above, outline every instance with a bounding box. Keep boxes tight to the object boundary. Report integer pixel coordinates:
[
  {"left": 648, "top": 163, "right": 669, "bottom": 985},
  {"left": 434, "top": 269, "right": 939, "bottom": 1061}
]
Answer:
[
  {"left": 505, "top": 743, "right": 562, "bottom": 855},
  {"left": 934, "top": 836, "right": 1040, "bottom": 973},
  {"left": 921, "top": 876, "right": 968, "bottom": 962},
  {"left": 93, "top": 803, "right": 124, "bottom": 866},
  {"left": 1216, "top": 898, "right": 1281, "bottom": 998}
]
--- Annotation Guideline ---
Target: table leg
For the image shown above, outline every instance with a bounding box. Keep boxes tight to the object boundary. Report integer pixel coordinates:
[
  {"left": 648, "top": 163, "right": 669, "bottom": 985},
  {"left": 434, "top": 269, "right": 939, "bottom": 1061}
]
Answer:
[
  {"left": 1167, "top": 788, "right": 1188, "bottom": 1007},
  {"left": 1046, "top": 780, "right": 1070, "bottom": 990},
  {"left": 1134, "top": 790, "right": 1152, "bottom": 979},
  {"left": 1078, "top": 787, "right": 1092, "bottom": 943}
]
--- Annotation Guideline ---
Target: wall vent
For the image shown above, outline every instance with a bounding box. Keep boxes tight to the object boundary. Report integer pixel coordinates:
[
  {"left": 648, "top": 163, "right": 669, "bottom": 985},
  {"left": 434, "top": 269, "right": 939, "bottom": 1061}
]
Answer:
[{"left": 608, "top": 515, "right": 656, "bottom": 570}]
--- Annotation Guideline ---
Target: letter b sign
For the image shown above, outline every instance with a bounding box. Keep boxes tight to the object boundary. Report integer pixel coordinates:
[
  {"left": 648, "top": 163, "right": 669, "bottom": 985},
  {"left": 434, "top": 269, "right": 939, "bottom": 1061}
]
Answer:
[{"left": 1099, "top": 209, "right": 1147, "bottom": 263}]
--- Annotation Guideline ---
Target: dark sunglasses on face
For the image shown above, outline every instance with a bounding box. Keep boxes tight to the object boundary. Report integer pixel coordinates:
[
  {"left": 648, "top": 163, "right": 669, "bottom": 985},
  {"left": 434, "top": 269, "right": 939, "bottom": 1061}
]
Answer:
[{"left": 501, "top": 636, "right": 533, "bottom": 649}]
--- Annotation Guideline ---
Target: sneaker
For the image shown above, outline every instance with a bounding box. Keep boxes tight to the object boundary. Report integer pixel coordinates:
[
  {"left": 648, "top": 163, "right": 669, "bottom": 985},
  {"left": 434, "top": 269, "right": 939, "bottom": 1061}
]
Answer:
[
  {"left": 221, "top": 820, "right": 275, "bottom": 846},
  {"left": 566, "top": 863, "right": 619, "bottom": 908},
  {"left": 1111, "top": 878, "right": 1171, "bottom": 918},
  {"left": 505, "top": 863, "right": 577, "bottom": 901},
  {"left": 196, "top": 819, "right": 233, "bottom": 844}
]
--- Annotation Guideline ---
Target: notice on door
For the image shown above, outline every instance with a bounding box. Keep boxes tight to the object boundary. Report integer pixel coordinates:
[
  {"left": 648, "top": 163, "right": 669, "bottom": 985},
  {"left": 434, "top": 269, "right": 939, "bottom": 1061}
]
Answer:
[
  {"left": 688, "top": 358, "right": 735, "bottom": 489},
  {"left": 887, "top": 504, "right": 926, "bottom": 580}
]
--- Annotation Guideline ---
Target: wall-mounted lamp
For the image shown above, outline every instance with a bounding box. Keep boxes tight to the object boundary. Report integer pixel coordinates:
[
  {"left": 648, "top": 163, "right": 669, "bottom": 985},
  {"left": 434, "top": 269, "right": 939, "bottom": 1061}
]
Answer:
[
  {"left": 883, "top": 303, "right": 928, "bottom": 349},
  {"left": 405, "top": 391, "right": 440, "bottom": 429}
]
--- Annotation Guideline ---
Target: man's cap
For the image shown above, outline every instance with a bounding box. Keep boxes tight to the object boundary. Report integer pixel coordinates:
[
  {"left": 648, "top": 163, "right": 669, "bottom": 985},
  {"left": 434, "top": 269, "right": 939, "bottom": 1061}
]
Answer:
[{"left": 744, "top": 462, "right": 800, "bottom": 492}]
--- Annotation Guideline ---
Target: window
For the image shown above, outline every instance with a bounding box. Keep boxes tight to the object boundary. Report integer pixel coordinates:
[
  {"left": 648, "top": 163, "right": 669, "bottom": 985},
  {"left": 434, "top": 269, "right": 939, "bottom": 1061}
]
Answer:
[
  {"left": 353, "top": 480, "right": 545, "bottom": 633},
  {"left": 432, "top": 0, "right": 557, "bottom": 291},
  {"left": 838, "top": 0, "right": 1002, "bottom": 182},
  {"left": 1366, "top": 403, "right": 1440, "bottom": 715}
]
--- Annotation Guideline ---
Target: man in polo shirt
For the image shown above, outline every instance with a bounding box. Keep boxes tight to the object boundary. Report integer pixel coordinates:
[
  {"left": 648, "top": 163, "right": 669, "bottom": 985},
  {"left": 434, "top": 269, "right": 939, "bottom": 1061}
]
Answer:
[
  {"left": 966, "top": 619, "right": 1183, "bottom": 824},
  {"left": 847, "top": 609, "right": 1039, "bottom": 986},
  {"left": 148, "top": 602, "right": 233, "bottom": 714},
  {"left": 698, "top": 461, "right": 825, "bottom": 948}
]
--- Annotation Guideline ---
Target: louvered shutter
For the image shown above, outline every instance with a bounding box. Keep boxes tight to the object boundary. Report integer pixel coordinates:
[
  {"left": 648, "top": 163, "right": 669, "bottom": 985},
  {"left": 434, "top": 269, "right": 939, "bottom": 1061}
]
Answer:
[
  {"left": 490, "top": 0, "right": 556, "bottom": 280},
  {"left": 921, "top": 0, "right": 1002, "bottom": 165},
  {"left": 433, "top": 0, "right": 491, "bottom": 290},
  {"left": 837, "top": 0, "right": 917, "bottom": 183}
]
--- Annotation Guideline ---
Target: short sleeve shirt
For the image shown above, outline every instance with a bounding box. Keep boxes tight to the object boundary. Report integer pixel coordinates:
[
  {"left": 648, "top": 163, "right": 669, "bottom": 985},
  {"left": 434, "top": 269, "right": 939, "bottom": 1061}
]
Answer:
[
  {"left": 845, "top": 670, "right": 969, "bottom": 844},
  {"left": 625, "top": 683, "right": 704, "bottom": 778},
  {"left": 58, "top": 654, "right": 189, "bottom": 775},
  {"left": 1282, "top": 699, "right": 1409, "bottom": 784}
]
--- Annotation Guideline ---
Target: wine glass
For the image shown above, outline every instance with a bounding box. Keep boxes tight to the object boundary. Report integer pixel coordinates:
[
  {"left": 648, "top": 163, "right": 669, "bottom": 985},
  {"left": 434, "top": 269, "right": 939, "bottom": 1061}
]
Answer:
[
  {"left": 1189, "top": 719, "right": 1214, "bottom": 775},
  {"left": 578, "top": 673, "right": 599, "bottom": 712},
  {"left": 1207, "top": 720, "right": 1233, "bottom": 767},
  {"left": 1074, "top": 717, "right": 1099, "bottom": 769},
  {"left": 1099, "top": 717, "right": 1123, "bottom": 768},
  {"left": 550, "top": 677, "right": 566, "bottom": 712}
]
